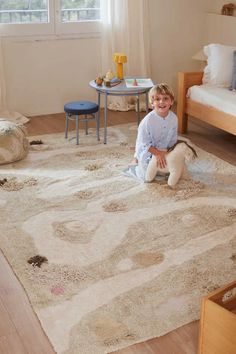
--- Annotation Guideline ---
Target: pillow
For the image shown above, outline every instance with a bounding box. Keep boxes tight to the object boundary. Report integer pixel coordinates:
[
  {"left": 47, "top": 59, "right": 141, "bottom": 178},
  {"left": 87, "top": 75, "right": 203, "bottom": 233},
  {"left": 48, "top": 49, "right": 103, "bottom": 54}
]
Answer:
[
  {"left": 230, "top": 50, "right": 236, "bottom": 91},
  {"left": 203, "top": 43, "right": 236, "bottom": 87}
]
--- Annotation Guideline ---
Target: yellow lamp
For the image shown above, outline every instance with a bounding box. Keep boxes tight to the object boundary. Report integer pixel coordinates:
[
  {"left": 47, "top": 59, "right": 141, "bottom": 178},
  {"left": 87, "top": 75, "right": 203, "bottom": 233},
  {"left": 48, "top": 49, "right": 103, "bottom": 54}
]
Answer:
[{"left": 113, "top": 53, "right": 127, "bottom": 80}]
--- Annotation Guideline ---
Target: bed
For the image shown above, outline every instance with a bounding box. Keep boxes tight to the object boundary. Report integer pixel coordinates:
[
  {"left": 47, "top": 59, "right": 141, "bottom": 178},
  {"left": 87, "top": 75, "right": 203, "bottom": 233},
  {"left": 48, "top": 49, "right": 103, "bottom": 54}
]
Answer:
[
  {"left": 177, "top": 71, "right": 236, "bottom": 135},
  {"left": 177, "top": 44, "right": 236, "bottom": 136}
]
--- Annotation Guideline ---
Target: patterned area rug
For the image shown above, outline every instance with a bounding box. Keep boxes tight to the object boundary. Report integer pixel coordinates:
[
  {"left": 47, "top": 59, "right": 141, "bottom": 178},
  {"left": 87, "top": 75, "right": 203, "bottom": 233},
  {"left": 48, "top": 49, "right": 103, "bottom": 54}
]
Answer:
[{"left": 0, "top": 123, "right": 236, "bottom": 354}]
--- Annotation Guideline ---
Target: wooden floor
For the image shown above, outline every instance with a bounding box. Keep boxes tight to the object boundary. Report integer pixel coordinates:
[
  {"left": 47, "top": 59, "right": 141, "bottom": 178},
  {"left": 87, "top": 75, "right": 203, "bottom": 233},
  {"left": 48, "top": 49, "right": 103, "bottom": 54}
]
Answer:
[{"left": 0, "top": 110, "right": 235, "bottom": 354}]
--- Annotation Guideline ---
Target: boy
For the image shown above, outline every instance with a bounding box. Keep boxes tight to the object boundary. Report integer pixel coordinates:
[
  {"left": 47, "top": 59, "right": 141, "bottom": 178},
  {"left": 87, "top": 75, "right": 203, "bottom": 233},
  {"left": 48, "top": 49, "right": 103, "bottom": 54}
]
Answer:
[{"left": 132, "top": 83, "right": 178, "bottom": 181}]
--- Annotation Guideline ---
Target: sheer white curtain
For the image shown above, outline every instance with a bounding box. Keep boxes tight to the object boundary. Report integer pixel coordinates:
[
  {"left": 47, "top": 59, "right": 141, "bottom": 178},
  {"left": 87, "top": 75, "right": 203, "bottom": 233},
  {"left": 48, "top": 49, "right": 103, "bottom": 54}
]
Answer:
[
  {"left": 0, "top": 38, "right": 7, "bottom": 112},
  {"left": 0, "top": 38, "right": 29, "bottom": 124},
  {"left": 100, "top": 0, "right": 151, "bottom": 111}
]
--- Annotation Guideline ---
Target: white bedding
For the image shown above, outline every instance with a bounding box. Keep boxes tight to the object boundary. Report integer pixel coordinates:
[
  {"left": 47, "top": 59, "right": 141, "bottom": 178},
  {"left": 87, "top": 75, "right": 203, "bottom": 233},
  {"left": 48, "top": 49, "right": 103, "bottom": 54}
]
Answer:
[{"left": 187, "top": 85, "right": 236, "bottom": 117}]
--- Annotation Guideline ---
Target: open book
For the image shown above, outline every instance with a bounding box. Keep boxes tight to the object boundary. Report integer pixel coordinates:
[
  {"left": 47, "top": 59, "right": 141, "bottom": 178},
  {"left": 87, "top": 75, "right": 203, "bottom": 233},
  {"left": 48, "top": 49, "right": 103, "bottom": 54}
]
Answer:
[{"left": 125, "top": 78, "right": 153, "bottom": 88}]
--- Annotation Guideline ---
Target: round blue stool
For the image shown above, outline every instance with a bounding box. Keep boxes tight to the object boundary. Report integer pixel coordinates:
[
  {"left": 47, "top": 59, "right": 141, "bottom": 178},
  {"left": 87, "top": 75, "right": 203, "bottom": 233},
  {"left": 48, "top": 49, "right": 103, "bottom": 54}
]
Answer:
[{"left": 64, "top": 101, "right": 100, "bottom": 145}]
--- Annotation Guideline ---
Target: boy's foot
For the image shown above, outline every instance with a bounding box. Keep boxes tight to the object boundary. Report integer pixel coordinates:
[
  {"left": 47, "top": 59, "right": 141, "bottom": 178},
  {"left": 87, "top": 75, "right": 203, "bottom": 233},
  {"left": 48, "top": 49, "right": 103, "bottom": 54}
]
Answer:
[{"left": 129, "top": 158, "right": 138, "bottom": 166}]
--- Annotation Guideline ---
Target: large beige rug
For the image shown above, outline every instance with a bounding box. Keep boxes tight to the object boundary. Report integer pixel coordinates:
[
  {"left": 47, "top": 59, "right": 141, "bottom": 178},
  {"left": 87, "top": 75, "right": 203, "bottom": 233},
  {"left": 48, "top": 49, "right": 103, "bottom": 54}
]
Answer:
[{"left": 0, "top": 123, "right": 236, "bottom": 354}]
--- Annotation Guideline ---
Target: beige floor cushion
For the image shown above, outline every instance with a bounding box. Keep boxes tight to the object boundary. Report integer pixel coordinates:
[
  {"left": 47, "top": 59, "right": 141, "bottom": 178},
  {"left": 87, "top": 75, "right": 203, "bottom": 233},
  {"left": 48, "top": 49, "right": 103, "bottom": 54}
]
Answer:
[{"left": 0, "top": 119, "right": 29, "bottom": 165}]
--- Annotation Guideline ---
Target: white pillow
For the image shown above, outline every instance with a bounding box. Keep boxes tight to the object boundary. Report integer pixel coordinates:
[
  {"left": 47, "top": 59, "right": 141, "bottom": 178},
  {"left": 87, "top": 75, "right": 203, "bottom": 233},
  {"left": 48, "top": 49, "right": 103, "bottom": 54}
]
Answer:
[{"left": 203, "top": 43, "right": 236, "bottom": 87}]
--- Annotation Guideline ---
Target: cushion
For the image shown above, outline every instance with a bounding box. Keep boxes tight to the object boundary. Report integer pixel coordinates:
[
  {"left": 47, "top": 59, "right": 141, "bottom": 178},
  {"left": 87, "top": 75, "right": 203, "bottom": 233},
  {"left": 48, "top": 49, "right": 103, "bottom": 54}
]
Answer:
[
  {"left": 64, "top": 101, "right": 99, "bottom": 115},
  {"left": 203, "top": 43, "right": 236, "bottom": 87},
  {"left": 0, "top": 119, "right": 29, "bottom": 165},
  {"left": 230, "top": 50, "right": 236, "bottom": 91}
]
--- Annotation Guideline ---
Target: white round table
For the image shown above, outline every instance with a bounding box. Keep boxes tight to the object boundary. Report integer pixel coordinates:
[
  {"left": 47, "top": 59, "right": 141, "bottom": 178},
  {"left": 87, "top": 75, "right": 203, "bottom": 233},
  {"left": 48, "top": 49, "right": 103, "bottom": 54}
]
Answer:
[{"left": 89, "top": 78, "right": 154, "bottom": 144}]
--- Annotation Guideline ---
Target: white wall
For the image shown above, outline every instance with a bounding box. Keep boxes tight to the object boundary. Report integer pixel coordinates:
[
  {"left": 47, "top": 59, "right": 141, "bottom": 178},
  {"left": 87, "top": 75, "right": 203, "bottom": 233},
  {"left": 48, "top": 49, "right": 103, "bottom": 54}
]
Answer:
[
  {"left": 208, "top": 1, "right": 232, "bottom": 14},
  {"left": 204, "top": 13, "right": 236, "bottom": 47},
  {"left": 1, "top": 0, "right": 233, "bottom": 116},
  {"left": 2, "top": 37, "right": 100, "bottom": 116},
  {"left": 200, "top": 0, "right": 236, "bottom": 46},
  {"left": 148, "top": 0, "right": 212, "bottom": 95}
]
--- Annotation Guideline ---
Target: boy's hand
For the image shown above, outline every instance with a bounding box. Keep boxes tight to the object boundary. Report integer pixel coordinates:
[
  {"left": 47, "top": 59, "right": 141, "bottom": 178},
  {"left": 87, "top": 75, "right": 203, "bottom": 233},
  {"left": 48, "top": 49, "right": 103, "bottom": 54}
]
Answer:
[
  {"left": 155, "top": 151, "right": 167, "bottom": 169},
  {"left": 149, "top": 147, "right": 167, "bottom": 169}
]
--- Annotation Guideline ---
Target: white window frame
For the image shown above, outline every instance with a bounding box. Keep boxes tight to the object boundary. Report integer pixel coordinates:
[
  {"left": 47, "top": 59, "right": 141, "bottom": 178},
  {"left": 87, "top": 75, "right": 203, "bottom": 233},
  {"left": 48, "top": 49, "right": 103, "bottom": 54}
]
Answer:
[{"left": 0, "top": 0, "right": 101, "bottom": 38}]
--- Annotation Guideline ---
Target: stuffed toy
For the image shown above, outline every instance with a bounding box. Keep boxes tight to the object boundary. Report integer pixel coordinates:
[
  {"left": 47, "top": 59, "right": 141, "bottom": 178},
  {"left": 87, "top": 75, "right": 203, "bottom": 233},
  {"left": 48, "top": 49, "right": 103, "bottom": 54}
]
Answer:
[
  {"left": 221, "top": 3, "right": 235, "bottom": 16},
  {"left": 0, "top": 118, "right": 29, "bottom": 165},
  {"left": 145, "top": 140, "right": 198, "bottom": 187}
]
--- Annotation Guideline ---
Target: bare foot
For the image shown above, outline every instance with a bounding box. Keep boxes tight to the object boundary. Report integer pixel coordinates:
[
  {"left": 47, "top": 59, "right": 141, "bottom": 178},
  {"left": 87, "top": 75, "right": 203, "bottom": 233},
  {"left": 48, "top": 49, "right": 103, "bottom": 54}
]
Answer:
[{"left": 129, "top": 158, "right": 138, "bottom": 166}]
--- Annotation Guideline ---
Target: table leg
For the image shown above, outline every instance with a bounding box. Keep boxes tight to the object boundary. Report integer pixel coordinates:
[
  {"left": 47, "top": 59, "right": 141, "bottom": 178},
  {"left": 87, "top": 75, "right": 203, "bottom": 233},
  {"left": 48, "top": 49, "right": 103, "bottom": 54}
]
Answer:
[
  {"left": 97, "top": 91, "right": 101, "bottom": 125},
  {"left": 104, "top": 93, "right": 108, "bottom": 144},
  {"left": 137, "top": 94, "right": 140, "bottom": 125},
  {"left": 145, "top": 91, "right": 149, "bottom": 114},
  {"left": 97, "top": 92, "right": 101, "bottom": 142}
]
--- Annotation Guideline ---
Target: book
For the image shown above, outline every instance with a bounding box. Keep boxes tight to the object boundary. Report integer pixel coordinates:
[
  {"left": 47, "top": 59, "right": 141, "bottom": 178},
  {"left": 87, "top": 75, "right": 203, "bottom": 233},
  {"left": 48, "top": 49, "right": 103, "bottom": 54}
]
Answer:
[
  {"left": 125, "top": 78, "right": 153, "bottom": 88},
  {"left": 110, "top": 77, "right": 122, "bottom": 86},
  {"left": 103, "top": 77, "right": 122, "bottom": 87}
]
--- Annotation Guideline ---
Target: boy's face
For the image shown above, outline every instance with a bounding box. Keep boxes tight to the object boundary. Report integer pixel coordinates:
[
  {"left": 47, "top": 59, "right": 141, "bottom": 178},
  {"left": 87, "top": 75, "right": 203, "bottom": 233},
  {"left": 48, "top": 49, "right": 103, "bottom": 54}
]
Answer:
[{"left": 152, "top": 93, "right": 173, "bottom": 117}]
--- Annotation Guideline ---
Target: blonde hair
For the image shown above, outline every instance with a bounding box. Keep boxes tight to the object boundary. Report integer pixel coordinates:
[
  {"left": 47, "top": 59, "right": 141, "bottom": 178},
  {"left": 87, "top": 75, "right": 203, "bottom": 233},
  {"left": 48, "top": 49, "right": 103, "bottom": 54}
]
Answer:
[{"left": 149, "top": 83, "right": 174, "bottom": 105}]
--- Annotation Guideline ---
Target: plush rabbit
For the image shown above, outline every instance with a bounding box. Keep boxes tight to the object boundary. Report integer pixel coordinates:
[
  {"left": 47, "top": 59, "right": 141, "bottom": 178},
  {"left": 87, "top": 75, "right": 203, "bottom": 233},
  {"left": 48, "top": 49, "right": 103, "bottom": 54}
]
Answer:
[{"left": 145, "top": 140, "right": 197, "bottom": 187}]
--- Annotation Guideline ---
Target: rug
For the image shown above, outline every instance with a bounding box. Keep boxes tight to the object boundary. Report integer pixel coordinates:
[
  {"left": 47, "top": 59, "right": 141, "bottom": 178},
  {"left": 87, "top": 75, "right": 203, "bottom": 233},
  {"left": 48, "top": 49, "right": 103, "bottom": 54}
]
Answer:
[{"left": 0, "top": 123, "right": 236, "bottom": 354}]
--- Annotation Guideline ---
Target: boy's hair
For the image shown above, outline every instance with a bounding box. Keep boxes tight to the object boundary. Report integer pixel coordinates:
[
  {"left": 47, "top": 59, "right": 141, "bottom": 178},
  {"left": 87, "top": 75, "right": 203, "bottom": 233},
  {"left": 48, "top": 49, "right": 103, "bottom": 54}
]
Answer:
[{"left": 149, "top": 83, "right": 174, "bottom": 105}]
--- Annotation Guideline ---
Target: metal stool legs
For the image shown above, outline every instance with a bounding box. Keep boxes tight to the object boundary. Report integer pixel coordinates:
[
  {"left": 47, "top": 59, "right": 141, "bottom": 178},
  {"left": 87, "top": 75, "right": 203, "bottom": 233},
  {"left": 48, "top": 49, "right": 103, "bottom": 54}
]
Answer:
[
  {"left": 76, "top": 115, "right": 79, "bottom": 145},
  {"left": 65, "top": 113, "right": 69, "bottom": 139},
  {"left": 65, "top": 112, "right": 100, "bottom": 145}
]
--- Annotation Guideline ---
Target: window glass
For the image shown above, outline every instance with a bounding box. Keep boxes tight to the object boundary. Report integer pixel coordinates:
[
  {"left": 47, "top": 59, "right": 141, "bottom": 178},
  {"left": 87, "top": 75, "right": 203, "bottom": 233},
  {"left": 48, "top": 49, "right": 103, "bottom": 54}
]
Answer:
[
  {"left": 0, "top": 0, "right": 48, "bottom": 24},
  {"left": 0, "top": 0, "right": 101, "bottom": 37},
  {"left": 60, "top": 0, "right": 100, "bottom": 23}
]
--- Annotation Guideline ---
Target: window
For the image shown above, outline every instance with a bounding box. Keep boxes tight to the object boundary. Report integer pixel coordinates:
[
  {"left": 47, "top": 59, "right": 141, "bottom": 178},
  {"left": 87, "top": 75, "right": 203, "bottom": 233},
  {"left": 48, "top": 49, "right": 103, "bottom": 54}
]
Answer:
[
  {"left": 60, "top": 0, "right": 100, "bottom": 23},
  {"left": 0, "top": 0, "right": 49, "bottom": 24},
  {"left": 0, "top": 0, "right": 101, "bottom": 37}
]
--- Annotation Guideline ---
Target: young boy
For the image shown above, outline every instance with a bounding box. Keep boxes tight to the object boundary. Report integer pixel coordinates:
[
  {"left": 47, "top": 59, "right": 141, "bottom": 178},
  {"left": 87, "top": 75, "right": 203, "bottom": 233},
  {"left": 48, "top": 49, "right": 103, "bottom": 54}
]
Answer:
[{"left": 132, "top": 83, "right": 178, "bottom": 181}]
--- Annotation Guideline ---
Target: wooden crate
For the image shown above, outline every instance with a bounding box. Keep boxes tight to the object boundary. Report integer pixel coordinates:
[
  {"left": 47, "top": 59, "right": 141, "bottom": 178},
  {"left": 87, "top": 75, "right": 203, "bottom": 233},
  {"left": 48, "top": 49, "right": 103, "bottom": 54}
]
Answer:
[{"left": 198, "top": 280, "right": 236, "bottom": 354}]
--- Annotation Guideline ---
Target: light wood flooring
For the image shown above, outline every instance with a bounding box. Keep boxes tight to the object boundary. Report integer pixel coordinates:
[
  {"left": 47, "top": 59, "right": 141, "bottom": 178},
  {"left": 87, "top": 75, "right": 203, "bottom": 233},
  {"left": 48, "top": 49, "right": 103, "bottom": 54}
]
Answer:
[{"left": 0, "top": 110, "right": 235, "bottom": 354}]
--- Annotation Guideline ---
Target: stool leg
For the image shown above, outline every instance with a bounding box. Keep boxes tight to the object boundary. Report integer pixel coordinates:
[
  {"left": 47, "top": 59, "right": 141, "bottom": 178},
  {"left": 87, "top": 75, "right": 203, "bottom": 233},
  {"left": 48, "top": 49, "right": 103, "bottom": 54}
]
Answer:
[
  {"left": 65, "top": 113, "right": 69, "bottom": 139},
  {"left": 85, "top": 115, "right": 88, "bottom": 135},
  {"left": 96, "top": 112, "right": 100, "bottom": 141},
  {"left": 76, "top": 115, "right": 79, "bottom": 145}
]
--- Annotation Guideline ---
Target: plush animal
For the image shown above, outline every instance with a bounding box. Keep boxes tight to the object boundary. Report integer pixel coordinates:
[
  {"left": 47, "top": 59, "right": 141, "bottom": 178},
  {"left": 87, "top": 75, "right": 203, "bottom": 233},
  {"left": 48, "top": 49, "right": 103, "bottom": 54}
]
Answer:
[
  {"left": 221, "top": 3, "right": 236, "bottom": 16},
  {"left": 27, "top": 255, "right": 48, "bottom": 267},
  {"left": 145, "top": 140, "right": 198, "bottom": 187},
  {"left": 0, "top": 119, "right": 29, "bottom": 165}
]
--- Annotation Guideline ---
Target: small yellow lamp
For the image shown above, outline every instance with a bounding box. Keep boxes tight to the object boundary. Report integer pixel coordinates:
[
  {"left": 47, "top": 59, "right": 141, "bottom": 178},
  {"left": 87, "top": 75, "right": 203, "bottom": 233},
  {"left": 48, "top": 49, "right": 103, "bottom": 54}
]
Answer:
[{"left": 113, "top": 53, "right": 127, "bottom": 80}]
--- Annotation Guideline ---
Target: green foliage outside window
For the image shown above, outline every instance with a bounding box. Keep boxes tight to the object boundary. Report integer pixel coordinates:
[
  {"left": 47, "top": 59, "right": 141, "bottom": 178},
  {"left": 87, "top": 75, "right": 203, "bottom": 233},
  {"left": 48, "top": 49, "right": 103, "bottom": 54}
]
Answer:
[
  {"left": 0, "top": 0, "right": 99, "bottom": 10},
  {"left": 61, "top": 0, "right": 100, "bottom": 9},
  {"left": 0, "top": 0, "right": 100, "bottom": 24},
  {"left": 0, "top": 1, "right": 47, "bottom": 11}
]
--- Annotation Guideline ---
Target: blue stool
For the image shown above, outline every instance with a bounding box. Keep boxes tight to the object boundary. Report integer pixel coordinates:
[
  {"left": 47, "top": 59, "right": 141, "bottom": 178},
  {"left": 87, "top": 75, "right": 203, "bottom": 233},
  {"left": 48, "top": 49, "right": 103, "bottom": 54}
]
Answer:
[{"left": 64, "top": 101, "right": 100, "bottom": 145}]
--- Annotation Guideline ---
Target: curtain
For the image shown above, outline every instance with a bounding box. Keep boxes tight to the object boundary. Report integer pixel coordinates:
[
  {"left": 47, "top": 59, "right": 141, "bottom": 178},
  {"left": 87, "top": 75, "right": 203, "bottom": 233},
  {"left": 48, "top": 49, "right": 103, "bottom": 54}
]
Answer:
[
  {"left": 0, "top": 38, "right": 7, "bottom": 112},
  {"left": 0, "top": 38, "right": 29, "bottom": 124},
  {"left": 100, "top": 0, "right": 151, "bottom": 111}
]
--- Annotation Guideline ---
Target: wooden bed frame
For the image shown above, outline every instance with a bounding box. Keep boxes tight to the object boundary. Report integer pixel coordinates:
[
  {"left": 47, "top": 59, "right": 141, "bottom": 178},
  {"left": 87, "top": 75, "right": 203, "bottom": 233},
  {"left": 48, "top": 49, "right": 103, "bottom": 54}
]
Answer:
[{"left": 177, "top": 71, "right": 236, "bottom": 135}]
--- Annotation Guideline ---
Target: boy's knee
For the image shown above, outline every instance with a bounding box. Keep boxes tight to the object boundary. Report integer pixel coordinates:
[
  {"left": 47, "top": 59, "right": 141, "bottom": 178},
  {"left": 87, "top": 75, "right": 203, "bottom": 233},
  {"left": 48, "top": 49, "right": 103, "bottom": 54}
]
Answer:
[{"left": 145, "top": 173, "right": 155, "bottom": 183}]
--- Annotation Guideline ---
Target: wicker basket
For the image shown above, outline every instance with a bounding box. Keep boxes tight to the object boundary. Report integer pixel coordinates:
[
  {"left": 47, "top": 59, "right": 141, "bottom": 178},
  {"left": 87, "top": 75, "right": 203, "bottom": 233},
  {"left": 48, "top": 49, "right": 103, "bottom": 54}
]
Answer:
[{"left": 198, "top": 280, "right": 236, "bottom": 354}]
